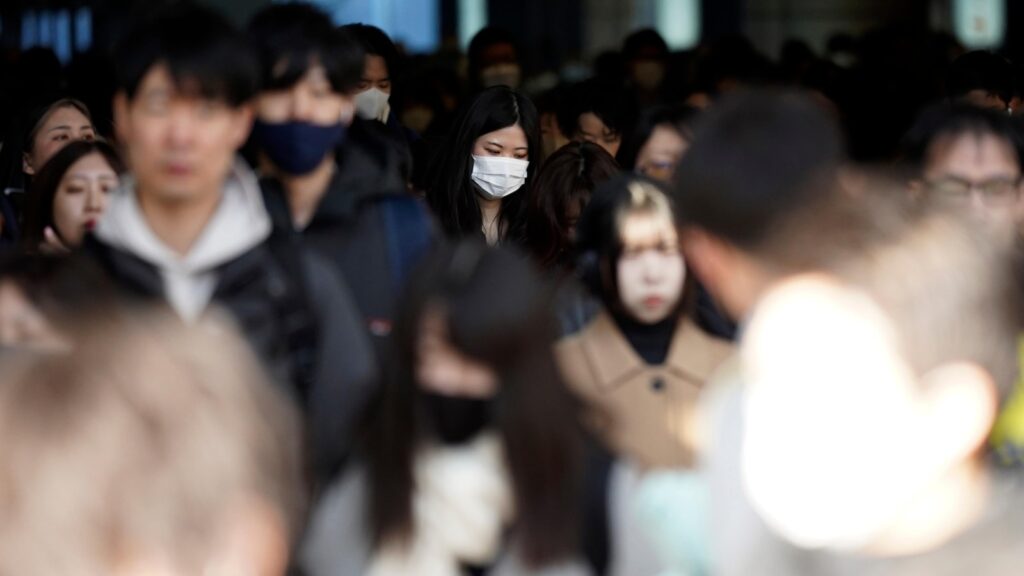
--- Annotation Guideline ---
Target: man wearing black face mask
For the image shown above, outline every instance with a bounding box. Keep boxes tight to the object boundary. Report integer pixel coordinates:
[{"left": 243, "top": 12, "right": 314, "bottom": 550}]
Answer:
[{"left": 249, "top": 5, "right": 437, "bottom": 355}]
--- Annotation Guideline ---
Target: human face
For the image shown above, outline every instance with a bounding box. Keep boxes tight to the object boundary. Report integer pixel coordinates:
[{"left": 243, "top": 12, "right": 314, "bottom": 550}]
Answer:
[
  {"left": 577, "top": 112, "right": 620, "bottom": 157},
  {"left": 114, "top": 65, "right": 253, "bottom": 205},
  {"left": 923, "top": 133, "right": 1023, "bottom": 224},
  {"left": 52, "top": 152, "right": 119, "bottom": 246},
  {"left": 358, "top": 55, "right": 391, "bottom": 94},
  {"left": 416, "top": 307, "right": 497, "bottom": 398},
  {"left": 472, "top": 124, "right": 528, "bottom": 160},
  {"left": 24, "top": 105, "right": 96, "bottom": 175},
  {"left": 616, "top": 212, "right": 685, "bottom": 324},
  {"left": 258, "top": 64, "right": 353, "bottom": 126},
  {"left": 636, "top": 124, "right": 688, "bottom": 182}
]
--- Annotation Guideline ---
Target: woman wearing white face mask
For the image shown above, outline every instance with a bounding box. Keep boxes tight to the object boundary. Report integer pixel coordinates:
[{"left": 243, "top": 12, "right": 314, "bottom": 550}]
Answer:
[{"left": 425, "top": 86, "right": 538, "bottom": 245}]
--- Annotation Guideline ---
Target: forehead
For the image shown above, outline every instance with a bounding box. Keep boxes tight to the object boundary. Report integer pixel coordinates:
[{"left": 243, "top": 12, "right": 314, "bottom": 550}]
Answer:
[
  {"left": 619, "top": 210, "right": 676, "bottom": 246},
  {"left": 578, "top": 112, "right": 610, "bottom": 134},
  {"left": 40, "top": 106, "right": 91, "bottom": 131},
  {"left": 64, "top": 152, "right": 116, "bottom": 175},
  {"left": 926, "top": 132, "right": 1021, "bottom": 178},
  {"left": 475, "top": 124, "right": 527, "bottom": 148}
]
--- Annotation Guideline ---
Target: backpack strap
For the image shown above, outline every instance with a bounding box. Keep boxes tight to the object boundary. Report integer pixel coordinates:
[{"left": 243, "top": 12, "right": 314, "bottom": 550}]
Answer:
[{"left": 380, "top": 195, "right": 433, "bottom": 285}]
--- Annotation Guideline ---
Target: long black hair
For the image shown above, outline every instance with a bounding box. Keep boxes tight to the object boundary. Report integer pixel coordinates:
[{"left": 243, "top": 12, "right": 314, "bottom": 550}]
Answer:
[
  {"left": 367, "top": 241, "right": 583, "bottom": 567},
  {"left": 425, "top": 86, "right": 539, "bottom": 242}
]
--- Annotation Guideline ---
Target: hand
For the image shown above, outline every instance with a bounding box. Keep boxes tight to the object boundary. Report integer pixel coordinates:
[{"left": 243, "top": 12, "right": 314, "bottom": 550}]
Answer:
[{"left": 38, "top": 226, "right": 70, "bottom": 255}]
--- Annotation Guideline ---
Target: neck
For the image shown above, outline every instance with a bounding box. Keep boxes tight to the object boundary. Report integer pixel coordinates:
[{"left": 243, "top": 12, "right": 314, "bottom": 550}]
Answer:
[
  {"left": 863, "top": 459, "right": 990, "bottom": 557},
  {"left": 479, "top": 197, "right": 502, "bottom": 245},
  {"left": 268, "top": 156, "right": 335, "bottom": 229},
  {"left": 137, "top": 185, "right": 223, "bottom": 257}
]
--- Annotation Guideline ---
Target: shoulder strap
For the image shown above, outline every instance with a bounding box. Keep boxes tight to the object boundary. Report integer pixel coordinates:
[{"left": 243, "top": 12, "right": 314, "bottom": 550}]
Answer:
[{"left": 380, "top": 195, "right": 433, "bottom": 285}]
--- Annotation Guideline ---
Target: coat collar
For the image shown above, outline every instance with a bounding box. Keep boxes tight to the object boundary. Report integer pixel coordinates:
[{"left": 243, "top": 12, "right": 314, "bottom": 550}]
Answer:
[{"left": 578, "top": 311, "right": 729, "bottom": 392}]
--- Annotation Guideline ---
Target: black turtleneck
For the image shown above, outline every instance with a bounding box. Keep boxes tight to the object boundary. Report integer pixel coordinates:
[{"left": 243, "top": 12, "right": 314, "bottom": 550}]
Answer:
[{"left": 612, "top": 310, "right": 679, "bottom": 365}]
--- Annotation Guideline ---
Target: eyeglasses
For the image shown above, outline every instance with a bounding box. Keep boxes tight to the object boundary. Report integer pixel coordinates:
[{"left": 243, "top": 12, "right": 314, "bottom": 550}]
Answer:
[{"left": 925, "top": 176, "right": 1022, "bottom": 207}]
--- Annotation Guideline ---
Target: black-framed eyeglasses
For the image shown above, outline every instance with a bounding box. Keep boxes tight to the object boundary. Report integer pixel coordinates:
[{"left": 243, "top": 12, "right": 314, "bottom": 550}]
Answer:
[{"left": 925, "top": 176, "right": 1022, "bottom": 207}]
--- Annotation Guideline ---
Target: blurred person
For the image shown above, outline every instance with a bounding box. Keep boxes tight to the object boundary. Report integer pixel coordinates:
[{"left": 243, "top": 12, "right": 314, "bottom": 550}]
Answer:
[
  {"left": 22, "top": 139, "right": 123, "bottom": 253},
  {"left": 561, "top": 80, "right": 636, "bottom": 159},
  {"left": 85, "top": 2, "right": 376, "bottom": 484},
  {"left": 425, "top": 86, "right": 539, "bottom": 245},
  {"left": 0, "top": 310, "right": 305, "bottom": 576},
  {"left": 344, "top": 23, "right": 401, "bottom": 125},
  {"left": 901, "top": 103, "right": 1024, "bottom": 231},
  {"left": 559, "top": 176, "right": 732, "bottom": 470},
  {"left": 251, "top": 4, "right": 436, "bottom": 346},
  {"left": 947, "top": 50, "right": 1014, "bottom": 112},
  {"left": 557, "top": 176, "right": 733, "bottom": 575},
  {"left": 302, "top": 242, "right": 587, "bottom": 575},
  {"left": 522, "top": 141, "right": 619, "bottom": 271},
  {"left": 0, "top": 254, "right": 115, "bottom": 353},
  {"left": 737, "top": 195, "right": 1024, "bottom": 574},
  {"left": 536, "top": 85, "right": 573, "bottom": 161},
  {"left": 616, "top": 104, "right": 698, "bottom": 183},
  {"left": 468, "top": 27, "right": 522, "bottom": 92},
  {"left": 670, "top": 89, "right": 847, "bottom": 576},
  {"left": 623, "top": 29, "right": 670, "bottom": 107}
]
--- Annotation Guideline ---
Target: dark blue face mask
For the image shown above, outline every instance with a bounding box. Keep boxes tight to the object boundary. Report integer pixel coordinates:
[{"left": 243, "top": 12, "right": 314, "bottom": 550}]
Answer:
[{"left": 252, "top": 119, "right": 346, "bottom": 175}]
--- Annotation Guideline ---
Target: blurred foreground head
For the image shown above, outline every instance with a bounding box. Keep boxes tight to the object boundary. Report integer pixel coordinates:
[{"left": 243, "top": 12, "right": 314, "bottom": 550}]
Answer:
[
  {"left": 673, "top": 88, "right": 845, "bottom": 320},
  {"left": 740, "top": 182, "right": 1021, "bottom": 555},
  {"left": 0, "top": 312, "right": 304, "bottom": 575}
]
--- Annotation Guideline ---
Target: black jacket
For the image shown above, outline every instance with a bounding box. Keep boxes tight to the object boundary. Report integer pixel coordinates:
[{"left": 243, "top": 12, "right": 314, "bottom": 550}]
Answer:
[
  {"left": 84, "top": 230, "right": 378, "bottom": 484},
  {"left": 262, "top": 120, "right": 436, "bottom": 348}
]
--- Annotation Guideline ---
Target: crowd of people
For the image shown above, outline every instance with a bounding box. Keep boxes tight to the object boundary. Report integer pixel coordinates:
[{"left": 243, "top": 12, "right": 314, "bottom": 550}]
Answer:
[{"left": 1, "top": 2, "right": 1023, "bottom": 575}]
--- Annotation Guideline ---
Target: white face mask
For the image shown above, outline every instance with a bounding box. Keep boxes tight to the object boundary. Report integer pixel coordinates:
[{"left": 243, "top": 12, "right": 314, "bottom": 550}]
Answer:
[
  {"left": 354, "top": 87, "right": 390, "bottom": 122},
  {"left": 471, "top": 155, "right": 529, "bottom": 200}
]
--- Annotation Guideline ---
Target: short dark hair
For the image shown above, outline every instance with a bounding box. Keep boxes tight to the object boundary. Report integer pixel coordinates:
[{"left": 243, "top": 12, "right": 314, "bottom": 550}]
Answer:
[
  {"left": 947, "top": 50, "right": 1014, "bottom": 106},
  {"left": 616, "top": 104, "right": 698, "bottom": 170},
  {"left": 523, "top": 141, "right": 620, "bottom": 269},
  {"left": 341, "top": 23, "right": 400, "bottom": 81},
  {"left": 23, "top": 139, "right": 124, "bottom": 250},
  {"left": 622, "top": 28, "right": 669, "bottom": 61},
  {"left": 558, "top": 80, "right": 637, "bottom": 143},
  {"left": 900, "top": 102, "right": 1024, "bottom": 173},
  {"left": 250, "top": 3, "right": 365, "bottom": 94},
  {"left": 113, "top": 2, "right": 259, "bottom": 106},
  {"left": 673, "top": 89, "right": 844, "bottom": 252}
]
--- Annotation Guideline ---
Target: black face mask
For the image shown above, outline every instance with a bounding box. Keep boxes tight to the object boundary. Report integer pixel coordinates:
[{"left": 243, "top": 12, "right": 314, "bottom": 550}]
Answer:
[{"left": 423, "top": 392, "right": 495, "bottom": 446}]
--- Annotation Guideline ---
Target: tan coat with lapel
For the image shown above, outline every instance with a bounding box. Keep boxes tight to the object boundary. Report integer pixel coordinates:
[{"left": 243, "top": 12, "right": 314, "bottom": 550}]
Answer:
[{"left": 556, "top": 311, "right": 733, "bottom": 470}]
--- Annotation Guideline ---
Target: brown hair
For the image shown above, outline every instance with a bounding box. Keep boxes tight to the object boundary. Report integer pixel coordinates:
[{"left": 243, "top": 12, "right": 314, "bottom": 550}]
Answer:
[{"left": 0, "top": 310, "right": 305, "bottom": 574}]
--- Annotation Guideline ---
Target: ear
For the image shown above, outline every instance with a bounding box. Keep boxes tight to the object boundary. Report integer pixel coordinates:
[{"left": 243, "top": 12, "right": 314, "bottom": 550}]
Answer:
[
  {"left": 920, "top": 361, "right": 998, "bottom": 464},
  {"left": 230, "top": 103, "right": 255, "bottom": 150},
  {"left": 681, "top": 227, "right": 728, "bottom": 300},
  {"left": 22, "top": 153, "right": 34, "bottom": 175},
  {"left": 113, "top": 92, "right": 130, "bottom": 146}
]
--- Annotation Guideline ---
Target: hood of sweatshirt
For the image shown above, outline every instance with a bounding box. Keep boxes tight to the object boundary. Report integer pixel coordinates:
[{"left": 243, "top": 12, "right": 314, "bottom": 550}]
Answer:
[{"left": 94, "top": 158, "right": 272, "bottom": 320}]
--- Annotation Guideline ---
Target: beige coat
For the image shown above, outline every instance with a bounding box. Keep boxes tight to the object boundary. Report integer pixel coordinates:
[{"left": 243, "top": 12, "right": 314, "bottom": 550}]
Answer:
[{"left": 556, "top": 312, "right": 733, "bottom": 469}]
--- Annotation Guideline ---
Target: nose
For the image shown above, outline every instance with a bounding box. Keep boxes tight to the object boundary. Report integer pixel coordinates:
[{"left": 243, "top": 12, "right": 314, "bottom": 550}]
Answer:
[
  {"left": 84, "top": 185, "right": 105, "bottom": 214},
  {"left": 639, "top": 251, "right": 664, "bottom": 282},
  {"left": 291, "top": 91, "right": 315, "bottom": 122},
  {"left": 166, "top": 108, "right": 198, "bottom": 149}
]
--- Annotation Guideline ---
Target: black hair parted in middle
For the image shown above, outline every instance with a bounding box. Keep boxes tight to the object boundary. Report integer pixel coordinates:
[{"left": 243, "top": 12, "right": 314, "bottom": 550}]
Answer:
[
  {"left": 425, "top": 86, "right": 540, "bottom": 241},
  {"left": 113, "top": 1, "right": 259, "bottom": 107},
  {"left": 249, "top": 2, "right": 365, "bottom": 95}
]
